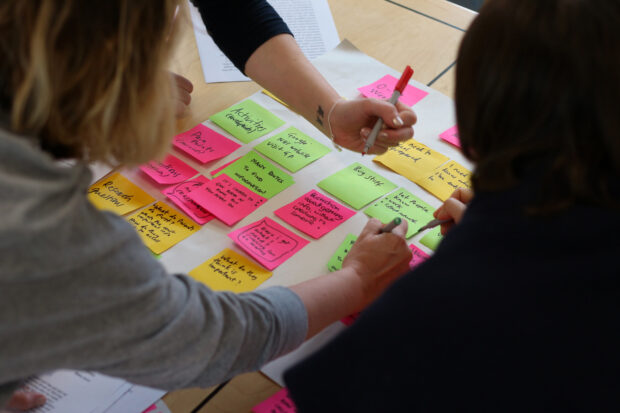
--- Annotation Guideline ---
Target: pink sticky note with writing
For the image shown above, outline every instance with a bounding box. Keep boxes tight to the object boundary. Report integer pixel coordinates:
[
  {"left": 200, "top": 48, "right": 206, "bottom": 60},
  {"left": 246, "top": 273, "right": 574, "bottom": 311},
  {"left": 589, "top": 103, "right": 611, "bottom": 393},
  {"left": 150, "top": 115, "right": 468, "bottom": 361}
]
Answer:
[
  {"left": 188, "top": 174, "right": 266, "bottom": 226},
  {"left": 274, "top": 190, "right": 355, "bottom": 239},
  {"left": 162, "top": 176, "right": 215, "bottom": 225},
  {"left": 439, "top": 125, "right": 461, "bottom": 148},
  {"left": 409, "top": 244, "right": 430, "bottom": 268},
  {"left": 210, "top": 157, "right": 240, "bottom": 176},
  {"left": 140, "top": 154, "right": 198, "bottom": 185},
  {"left": 228, "top": 217, "right": 309, "bottom": 270},
  {"left": 358, "top": 74, "right": 429, "bottom": 106},
  {"left": 173, "top": 124, "right": 241, "bottom": 164},
  {"left": 252, "top": 388, "right": 297, "bottom": 413}
]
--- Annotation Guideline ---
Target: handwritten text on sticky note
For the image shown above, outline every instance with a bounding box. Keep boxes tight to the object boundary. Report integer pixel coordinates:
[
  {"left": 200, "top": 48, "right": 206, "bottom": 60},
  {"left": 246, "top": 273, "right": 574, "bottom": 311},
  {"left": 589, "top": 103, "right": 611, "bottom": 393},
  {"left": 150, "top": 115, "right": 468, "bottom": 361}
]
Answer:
[
  {"left": 215, "top": 151, "right": 294, "bottom": 199},
  {"left": 275, "top": 190, "right": 355, "bottom": 239},
  {"left": 327, "top": 233, "right": 358, "bottom": 272},
  {"left": 88, "top": 173, "right": 154, "bottom": 215},
  {"left": 173, "top": 124, "right": 240, "bottom": 164},
  {"left": 373, "top": 139, "right": 449, "bottom": 182},
  {"left": 255, "top": 126, "right": 331, "bottom": 172},
  {"left": 364, "top": 188, "right": 436, "bottom": 238},
  {"left": 189, "top": 248, "right": 272, "bottom": 293},
  {"left": 162, "top": 176, "right": 214, "bottom": 225},
  {"left": 229, "top": 217, "right": 309, "bottom": 270},
  {"left": 188, "top": 174, "right": 267, "bottom": 226},
  {"left": 409, "top": 244, "right": 430, "bottom": 268},
  {"left": 139, "top": 154, "right": 198, "bottom": 185},
  {"left": 420, "top": 226, "right": 443, "bottom": 251},
  {"left": 416, "top": 160, "right": 472, "bottom": 201},
  {"left": 127, "top": 201, "right": 200, "bottom": 254},
  {"left": 358, "top": 74, "right": 429, "bottom": 106},
  {"left": 318, "top": 162, "right": 397, "bottom": 209},
  {"left": 209, "top": 99, "right": 285, "bottom": 143}
]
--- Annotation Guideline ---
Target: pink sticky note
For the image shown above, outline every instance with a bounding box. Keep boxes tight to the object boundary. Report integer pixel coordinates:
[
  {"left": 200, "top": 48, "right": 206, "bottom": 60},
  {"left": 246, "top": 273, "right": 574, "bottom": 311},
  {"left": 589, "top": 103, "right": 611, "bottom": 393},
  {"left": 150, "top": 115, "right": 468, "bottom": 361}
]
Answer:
[
  {"left": 252, "top": 388, "right": 297, "bottom": 413},
  {"left": 210, "top": 157, "right": 240, "bottom": 176},
  {"left": 173, "top": 124, "right": 241, "bottom": 164},
  {"left": 439, "top": 125, "right": 461, "bottom": 148},
  {"left": 140, "top": 154, "right": 198, "bottom": 185},
  {"left": 228, "top": 217, "right": 309, "bottom": 270},
  {"left": 274, "top": 190, "right": 355, "bottom": 239},
  {"left": 188, "top": 174, "right": 266, "bottom": 226},
  {"left": 162, "top": 176, "right": 215, "bottom": 225},
  {"left": 409, "top": 244, "right": 430, "bottom": 268},
  {"left": 358, "top": 74, "right": 429, "bottom": 106},
  {"left": 142, "top": 406, "right": 157, "bottom": 413}
]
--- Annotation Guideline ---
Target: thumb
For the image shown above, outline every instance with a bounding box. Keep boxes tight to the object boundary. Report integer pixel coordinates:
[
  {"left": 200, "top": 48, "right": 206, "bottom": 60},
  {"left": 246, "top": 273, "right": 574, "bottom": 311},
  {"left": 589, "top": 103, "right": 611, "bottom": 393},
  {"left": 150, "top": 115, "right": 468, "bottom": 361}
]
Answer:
[
  {"left": 390, "top": 219, "right": 408, "bottom": 238},
  {"left": 441, "top": 198, "right": 468, "bottom": 224},
  {"left": 364, "top": 99, "right": 404, "bottom": 128}
]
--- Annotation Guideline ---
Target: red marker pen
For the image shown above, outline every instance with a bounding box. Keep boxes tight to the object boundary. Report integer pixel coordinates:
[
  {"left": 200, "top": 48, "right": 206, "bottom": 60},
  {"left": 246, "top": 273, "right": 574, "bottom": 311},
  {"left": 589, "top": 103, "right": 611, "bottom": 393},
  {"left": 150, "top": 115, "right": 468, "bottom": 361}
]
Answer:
[{"left": 362, "top": 65, "right": 414, "bottom": 155}]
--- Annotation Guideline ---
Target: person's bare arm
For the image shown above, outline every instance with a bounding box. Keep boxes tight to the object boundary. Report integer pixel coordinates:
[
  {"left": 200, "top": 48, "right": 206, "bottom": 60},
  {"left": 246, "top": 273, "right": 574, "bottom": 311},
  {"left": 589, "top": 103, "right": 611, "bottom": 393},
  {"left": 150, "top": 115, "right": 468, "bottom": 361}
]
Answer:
[{"left": 244, "top": 34, "right": 417, "bottom": 154}]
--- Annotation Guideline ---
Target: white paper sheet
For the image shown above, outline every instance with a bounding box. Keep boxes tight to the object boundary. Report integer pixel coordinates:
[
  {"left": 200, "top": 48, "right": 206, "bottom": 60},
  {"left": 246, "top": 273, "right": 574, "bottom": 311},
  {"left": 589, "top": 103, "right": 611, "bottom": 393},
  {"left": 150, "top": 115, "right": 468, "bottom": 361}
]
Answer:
[
  {"left": 189, "top": 0, "right": 340, "bottom": 83},
  {"left": 101, "top": 385, "right": 165, "bottom": 413},
  {"left": 23, "top": 371, "right": 129, "bottom": 413}
]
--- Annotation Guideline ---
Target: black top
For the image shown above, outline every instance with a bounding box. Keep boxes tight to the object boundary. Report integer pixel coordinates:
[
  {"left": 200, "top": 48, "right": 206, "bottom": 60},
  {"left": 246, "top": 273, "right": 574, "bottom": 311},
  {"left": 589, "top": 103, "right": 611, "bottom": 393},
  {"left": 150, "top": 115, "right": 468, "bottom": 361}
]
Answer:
[
  {"left": 194, "top": 0, "right": 292, "bottom": 73},
  {"left": 285, "top": 176, "right": 620, "bottom": 412}
]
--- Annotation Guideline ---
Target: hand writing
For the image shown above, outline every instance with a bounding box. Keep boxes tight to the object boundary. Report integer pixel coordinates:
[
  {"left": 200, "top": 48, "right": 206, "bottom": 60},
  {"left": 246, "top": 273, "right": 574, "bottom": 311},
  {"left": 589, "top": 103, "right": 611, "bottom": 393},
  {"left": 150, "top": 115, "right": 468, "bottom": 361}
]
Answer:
[
  {"left": 329, "top": 98, "right": 417, "bottom": 154},
  {"left": 343, "top": 218, "right": 412, "bottom": 308},
  {"left": 4, "top": 389, "right": 46, "bottom": 411},
  {"left": 433, "top": 188, "right": 474, "bottom": 235}
]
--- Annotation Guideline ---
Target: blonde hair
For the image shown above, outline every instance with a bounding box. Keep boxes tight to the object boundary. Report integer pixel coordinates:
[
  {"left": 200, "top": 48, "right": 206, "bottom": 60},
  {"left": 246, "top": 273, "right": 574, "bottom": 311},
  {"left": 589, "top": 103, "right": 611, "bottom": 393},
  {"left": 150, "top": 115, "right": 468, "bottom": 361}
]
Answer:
[{"left": 0, "top": 0, "right": 180, "bottom": 165}]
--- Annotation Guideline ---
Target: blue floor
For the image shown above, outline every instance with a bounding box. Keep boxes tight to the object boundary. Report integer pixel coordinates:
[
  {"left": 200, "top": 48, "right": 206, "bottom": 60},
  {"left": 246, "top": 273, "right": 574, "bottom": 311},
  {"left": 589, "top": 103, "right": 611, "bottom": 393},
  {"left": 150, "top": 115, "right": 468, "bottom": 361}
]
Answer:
[{"left": 449, "top": 0, "right": 483, "bottom": 11}]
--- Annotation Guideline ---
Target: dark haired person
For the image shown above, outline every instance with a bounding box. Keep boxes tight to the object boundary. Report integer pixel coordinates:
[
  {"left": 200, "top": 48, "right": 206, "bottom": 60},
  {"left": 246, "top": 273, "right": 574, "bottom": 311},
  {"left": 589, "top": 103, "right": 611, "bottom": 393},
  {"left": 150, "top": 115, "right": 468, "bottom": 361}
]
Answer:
[{"left": 285, "top": 0, "right": 620, "bottom": 410}]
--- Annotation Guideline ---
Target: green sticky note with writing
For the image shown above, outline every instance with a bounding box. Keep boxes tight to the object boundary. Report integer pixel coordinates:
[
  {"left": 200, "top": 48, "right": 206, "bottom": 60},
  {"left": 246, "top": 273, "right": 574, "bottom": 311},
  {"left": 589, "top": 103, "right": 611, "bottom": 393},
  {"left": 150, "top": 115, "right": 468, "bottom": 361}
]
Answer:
[
  {"left": 327, "top": 234, "right": 358, "bottom": 272},
  {"left": 210, "top": 99, "right": 285, "bottom": 143},
  {"left": 364, "top": 188, "right": 435, "bottom": 238},
  {"left": 254, "top": 126, "right": 331, "bottom": 172},
  {"left": 420, "top": 226, "right": 443, "bottom": 251},
  {"left": 214, "top": 151, "right": 294, "bottom": 198},
  {"left": 318, "top": 163, "right": 398, "bottom": 209}
]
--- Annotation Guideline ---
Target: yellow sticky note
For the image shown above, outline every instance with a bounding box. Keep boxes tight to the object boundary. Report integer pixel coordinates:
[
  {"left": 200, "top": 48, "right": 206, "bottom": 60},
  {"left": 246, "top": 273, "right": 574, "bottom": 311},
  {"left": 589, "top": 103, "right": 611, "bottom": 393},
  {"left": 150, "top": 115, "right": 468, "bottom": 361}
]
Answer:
[
  {"left": 189, "top": 248, "right": 272, "bottom": 293},
  {"left": 416, "top": 160, "right": 472, "bottom": 201},
  {"left": 88, "top": 173, "right": 155, "bottom": 215},
  {"left": 126, "top": 201, "right": 200, "bottom": 254},
  {"left": 374, "top": 139, "right": 449, "bottom": 182},
  {"left": 262, "top": 89, "right": 290, "bottom": 108}
]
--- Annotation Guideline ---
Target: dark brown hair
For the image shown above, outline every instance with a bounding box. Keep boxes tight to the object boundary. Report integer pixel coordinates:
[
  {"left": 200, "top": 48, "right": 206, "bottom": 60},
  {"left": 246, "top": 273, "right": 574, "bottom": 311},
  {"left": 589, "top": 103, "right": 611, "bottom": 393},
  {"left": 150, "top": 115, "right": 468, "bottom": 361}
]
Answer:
[{"left": 456, "top": 0, "right": 620, "bottom": 211}]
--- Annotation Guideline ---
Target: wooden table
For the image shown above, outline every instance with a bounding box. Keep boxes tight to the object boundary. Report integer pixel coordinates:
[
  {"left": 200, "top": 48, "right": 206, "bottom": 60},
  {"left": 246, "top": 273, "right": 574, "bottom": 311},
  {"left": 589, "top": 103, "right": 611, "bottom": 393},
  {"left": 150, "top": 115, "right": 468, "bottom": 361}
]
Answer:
[{"left": 164, "top": 1, "right": 476, "bottom": 411}]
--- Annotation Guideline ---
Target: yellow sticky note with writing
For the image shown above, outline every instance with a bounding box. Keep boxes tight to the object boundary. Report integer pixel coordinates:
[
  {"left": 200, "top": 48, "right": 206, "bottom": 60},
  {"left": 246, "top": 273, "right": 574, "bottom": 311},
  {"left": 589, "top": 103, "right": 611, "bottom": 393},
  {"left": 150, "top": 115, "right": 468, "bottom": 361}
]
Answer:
[
  {"left": 88, "top": 173, "right": 155, "bottom": 215},
  {"left": 126, "top": 201, "right": 200, "bottom": 254},
  {"left": 189, "top": 248, "right": 272, "bottom": 293},
  {"left": 374, "top": 139, "right": 449, "bottom": 182},
  {"left": 416, "top": 160, "right": 472, "bottom": 201}
]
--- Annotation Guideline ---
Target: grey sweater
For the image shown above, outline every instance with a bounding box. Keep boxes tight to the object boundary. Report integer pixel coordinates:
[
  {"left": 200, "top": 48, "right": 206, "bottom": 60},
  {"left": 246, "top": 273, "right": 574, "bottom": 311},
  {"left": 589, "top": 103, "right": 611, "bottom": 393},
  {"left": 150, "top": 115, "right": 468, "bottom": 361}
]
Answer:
[{"left": 0, "top": 126, "right": 308, "bottom": 407}]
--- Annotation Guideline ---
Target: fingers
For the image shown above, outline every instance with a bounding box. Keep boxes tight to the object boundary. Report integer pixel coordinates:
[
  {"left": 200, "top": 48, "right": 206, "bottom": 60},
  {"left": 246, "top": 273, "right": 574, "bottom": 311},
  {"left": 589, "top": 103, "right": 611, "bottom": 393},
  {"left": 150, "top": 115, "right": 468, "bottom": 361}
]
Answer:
[
  {"left": 7, "top": 390, "right": 46, "bottom": 411},
  {"left": 173, "top": 73, "right": 194, "bottom": 93},
  {"left": 452, "top": 187, "right": 475, "bottom": 204},
  {"left": 359, "top": 218, "right": 383, "bottom": 238},
  {"left": 394, "top": 101, "right": 417, "bottom": 126},
  {"left": 363, "top": 99, "right": 410, "bottom": 129},
  {"left": 360, "top": 126, "right": 413, "bottom": 154},
  {"left": 390, "top": 218, "right": 408, "bottom": 238}
]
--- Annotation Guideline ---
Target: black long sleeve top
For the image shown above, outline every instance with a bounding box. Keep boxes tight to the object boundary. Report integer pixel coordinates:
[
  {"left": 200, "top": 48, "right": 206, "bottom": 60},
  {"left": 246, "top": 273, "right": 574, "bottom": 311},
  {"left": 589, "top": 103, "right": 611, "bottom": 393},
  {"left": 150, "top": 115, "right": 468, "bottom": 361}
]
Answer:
[
  {"left": 193, "top": 0, "right": 292, "bottom": 73},
  {"left": 285, "top": 174, "right": 620, "bottom": 412}
]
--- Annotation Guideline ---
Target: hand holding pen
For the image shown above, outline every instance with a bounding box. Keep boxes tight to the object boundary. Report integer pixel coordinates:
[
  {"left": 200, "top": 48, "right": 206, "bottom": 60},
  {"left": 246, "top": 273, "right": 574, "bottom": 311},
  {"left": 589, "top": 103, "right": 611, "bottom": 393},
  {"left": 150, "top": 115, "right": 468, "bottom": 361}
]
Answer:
[{"left": 433, "top": 188, "right": 474, "bottom": 235}]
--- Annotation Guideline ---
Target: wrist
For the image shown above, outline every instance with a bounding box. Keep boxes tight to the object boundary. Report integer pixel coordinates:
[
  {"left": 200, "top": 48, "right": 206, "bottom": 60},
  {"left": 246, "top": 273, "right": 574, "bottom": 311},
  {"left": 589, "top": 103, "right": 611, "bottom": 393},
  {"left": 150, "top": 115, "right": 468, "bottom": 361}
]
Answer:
[{"left": 335, "top": 266, "right": 367, "bottom": 311}]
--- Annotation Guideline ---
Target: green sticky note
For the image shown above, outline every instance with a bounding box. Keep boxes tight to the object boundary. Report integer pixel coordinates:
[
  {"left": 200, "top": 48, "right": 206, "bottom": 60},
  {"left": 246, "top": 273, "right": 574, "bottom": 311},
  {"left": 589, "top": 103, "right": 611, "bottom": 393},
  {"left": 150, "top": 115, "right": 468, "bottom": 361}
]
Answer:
[
  {"left": 254, "top": 126, "right": 331, "bottom": 172},
  {"left": 215, "top": 151, "right": 294, "bottom": 198},
  {"left": 210, "top": 99, "right": 285, "bottom": 143},
  {"left": 318, "top": 163, "right": 398, "bottom": 209},
  {"left": 327, "top": 234, "right": 358, "bottom": 272},
  {"left": 420, "top": 226, "right": 443, "bottom": 251},
  {"left": 151, "top": 251, "right": 161, "bottom": 259},
  {"left": 364, "top": 188, "right": 436, "bottom": 238}
]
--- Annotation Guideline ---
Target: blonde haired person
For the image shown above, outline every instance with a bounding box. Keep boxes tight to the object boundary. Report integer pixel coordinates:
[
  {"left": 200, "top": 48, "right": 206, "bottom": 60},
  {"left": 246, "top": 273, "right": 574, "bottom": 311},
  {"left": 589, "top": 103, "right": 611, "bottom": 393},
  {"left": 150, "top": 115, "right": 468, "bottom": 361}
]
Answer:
[{"left": 0, "top": 0, "right": 415, "bottom": 410}]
